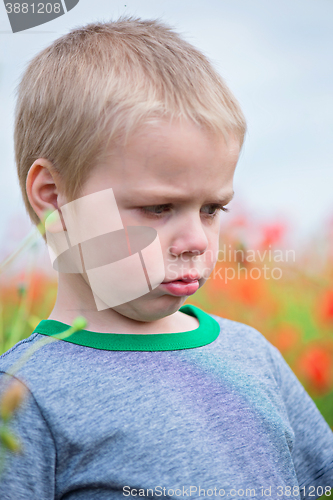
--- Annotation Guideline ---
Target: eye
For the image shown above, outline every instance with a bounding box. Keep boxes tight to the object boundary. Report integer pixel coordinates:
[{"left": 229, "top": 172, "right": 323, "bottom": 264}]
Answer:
[
  {"left": 201, "top": 204, "right": 229, "bottom": 218},
  {"left": 139, "top": 203, "right": 229, "bottom": 220},
  {"left": 140, "top": 204, "right": 172, "bottom": 218}
]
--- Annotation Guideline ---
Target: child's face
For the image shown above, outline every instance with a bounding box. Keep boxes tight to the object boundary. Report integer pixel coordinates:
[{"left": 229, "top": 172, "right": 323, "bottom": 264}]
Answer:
[{"left": 59, "top": 120, "right": 240, "bottom": 322}]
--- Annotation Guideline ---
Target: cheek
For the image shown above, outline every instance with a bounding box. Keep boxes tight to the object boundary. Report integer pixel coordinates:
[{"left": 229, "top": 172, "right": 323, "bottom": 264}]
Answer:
[
  {"left": 193, "top": 233, "right": 219, "bottom": 271},
  {"left": 207, "top": 230, "right": 220, "bottom": 261}
]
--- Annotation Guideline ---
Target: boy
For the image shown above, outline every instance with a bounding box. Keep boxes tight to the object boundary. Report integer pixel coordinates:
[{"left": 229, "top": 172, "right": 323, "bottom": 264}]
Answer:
[{"left": 0, "top": 16, "right": 332, "bottom": 499}]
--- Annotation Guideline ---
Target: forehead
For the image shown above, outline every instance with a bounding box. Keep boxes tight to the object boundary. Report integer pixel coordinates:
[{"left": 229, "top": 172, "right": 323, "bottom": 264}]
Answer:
[{"left": 84, "top": 120, "right": 240, "bottom": 200}]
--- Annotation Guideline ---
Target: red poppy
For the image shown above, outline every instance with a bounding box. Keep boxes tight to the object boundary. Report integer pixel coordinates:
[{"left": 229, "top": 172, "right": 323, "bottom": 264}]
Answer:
[
  {"left": 26, "top": 272, "right": 51, "bottom": 304},
  {"left": 298, "top": 346, "right": 333, "bottom": 394},
  {"left": 272, "top": 324, "right": 301, "bottom": 353},
  {"left": 260, "top": 223, "right": 285, "bottom": 248},
  {"left": 319, "top": 289, "right": 333, "bottom": 323}
]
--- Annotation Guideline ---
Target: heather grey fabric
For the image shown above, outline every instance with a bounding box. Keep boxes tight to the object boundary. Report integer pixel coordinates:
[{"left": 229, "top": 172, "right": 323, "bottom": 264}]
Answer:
[{"left": 0, "top": 312, "right": 332, "bottom": 500}]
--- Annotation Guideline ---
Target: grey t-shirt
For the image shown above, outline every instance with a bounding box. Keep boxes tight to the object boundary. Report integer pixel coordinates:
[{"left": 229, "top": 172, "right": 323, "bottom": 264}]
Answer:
[{"left": 0, "top": 304, "right": 332, "bottom": 500}]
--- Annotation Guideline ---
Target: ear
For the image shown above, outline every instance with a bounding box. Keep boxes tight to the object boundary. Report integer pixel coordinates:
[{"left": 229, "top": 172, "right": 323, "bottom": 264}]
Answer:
[{"left": 26, "top": 158, "right": 67, "bottom": 230}]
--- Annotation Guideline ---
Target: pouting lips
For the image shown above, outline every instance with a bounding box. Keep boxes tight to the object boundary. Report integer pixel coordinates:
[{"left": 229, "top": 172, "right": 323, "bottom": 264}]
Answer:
[
  {"left": 162, "top": 276, "right": 200, "bottom": 283},
  {"left": 160, "top": 279, "right": 200, "bottom": 297}
]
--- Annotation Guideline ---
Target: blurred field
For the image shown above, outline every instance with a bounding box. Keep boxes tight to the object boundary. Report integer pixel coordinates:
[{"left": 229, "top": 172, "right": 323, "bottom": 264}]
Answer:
[{"left": 0, "top": 215, "right": 333, "bottom": 432}]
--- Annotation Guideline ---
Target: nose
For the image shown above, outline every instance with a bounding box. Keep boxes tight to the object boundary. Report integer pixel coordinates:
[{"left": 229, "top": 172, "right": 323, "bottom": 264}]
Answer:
[{"left": 169, "top": 214, "right": 209, "bottom": 258}]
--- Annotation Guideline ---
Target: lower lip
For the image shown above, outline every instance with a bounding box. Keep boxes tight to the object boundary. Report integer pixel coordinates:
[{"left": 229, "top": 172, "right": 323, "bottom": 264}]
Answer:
[{"left": 160, "top": 280, "right": 199, "bottom": 296}]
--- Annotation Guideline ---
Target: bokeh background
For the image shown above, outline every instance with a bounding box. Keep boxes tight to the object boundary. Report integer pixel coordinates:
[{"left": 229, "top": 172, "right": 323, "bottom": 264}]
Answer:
[{"left": 0, "top": 0, "right": 333, "bottom": 430}]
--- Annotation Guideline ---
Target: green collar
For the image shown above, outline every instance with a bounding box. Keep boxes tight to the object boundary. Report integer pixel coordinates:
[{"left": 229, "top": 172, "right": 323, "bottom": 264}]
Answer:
[{"left": 33, "top": 304, "right": 220, "bottom": 351}]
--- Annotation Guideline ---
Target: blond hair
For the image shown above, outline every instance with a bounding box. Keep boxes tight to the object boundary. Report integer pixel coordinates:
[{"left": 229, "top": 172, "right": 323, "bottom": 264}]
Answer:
[{"left": 14, "top": 16, "right": 247, "bottom": 236}]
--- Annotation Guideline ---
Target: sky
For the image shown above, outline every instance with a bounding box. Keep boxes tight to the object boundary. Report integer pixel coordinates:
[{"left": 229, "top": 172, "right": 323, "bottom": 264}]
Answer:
[{"left": 0, "top": 0, "right": 332, "bottom": 272}]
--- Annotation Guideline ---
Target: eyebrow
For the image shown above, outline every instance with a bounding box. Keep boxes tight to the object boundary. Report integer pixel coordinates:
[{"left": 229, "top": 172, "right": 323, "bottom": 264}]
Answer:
[{"left": 126, "top": 190, "right": 235, "bottom": 205}]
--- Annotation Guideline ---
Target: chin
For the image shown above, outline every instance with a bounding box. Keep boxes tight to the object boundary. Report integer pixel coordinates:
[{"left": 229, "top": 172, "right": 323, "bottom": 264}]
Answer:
[{"left": 112, "top": 294, "right": 187, "bottom": 323}]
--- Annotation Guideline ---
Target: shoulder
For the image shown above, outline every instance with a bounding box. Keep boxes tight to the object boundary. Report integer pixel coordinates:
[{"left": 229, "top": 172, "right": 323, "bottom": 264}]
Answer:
[
  {"left": 0, "top": 333, "right": 41, "bottom": 373},
  {"left": 210, "top": 313, "right": 268, "bottom": 341},
  {"left": 209, "top": 312, "right": 278, "bottom": 358},
  {"left": 0, "top": 332, "right": 95, "bottom": 430},
  {"left": 204, "top": 312, "right": 290, "bottom": 389},
  {"left": 0, "top": 331, "right": 85, "bottom": 391}
]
